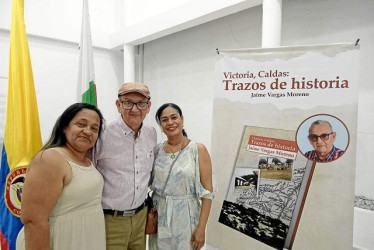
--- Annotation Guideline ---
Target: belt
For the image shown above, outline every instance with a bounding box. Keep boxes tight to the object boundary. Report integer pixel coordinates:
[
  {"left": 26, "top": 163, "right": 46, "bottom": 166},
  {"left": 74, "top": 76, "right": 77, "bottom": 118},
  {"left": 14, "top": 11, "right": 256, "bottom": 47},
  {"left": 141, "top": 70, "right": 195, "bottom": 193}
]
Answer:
[{"left": 103, "top": 202, "right": 146, "bottom": 217}]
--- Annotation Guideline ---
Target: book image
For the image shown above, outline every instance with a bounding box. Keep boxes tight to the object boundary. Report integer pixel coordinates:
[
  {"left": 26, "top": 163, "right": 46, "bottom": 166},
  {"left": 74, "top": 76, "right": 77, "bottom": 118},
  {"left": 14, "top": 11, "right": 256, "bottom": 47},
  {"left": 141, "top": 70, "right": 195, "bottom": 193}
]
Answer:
[
  {"left": 229, "top": 168, "right": 260, "bottom": 198},
  {"left": 257, "top": 154, "right": 294, "bottom": 181},
  {"left": 219, "top": 126, "right": 314, "bottom": 250}
]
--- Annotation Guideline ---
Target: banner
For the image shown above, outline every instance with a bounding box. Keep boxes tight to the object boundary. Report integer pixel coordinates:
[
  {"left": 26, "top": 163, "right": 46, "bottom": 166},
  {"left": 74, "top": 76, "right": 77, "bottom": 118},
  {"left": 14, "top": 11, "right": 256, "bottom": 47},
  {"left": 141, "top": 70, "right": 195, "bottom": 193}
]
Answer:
[
  {"left": 209, "top": 44, "right": 359, "bottom": 249},
  {"left": 77, "top": 0, "right": 97, "bottom": 106},
  {"left": 0, "top": 0, "right": 43, "bottom": 249}
]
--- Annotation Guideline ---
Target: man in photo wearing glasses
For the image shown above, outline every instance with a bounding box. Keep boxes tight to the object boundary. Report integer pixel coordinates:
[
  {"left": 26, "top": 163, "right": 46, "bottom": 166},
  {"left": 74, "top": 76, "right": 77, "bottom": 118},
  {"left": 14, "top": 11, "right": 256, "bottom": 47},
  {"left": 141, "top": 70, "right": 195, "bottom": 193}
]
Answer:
[
  {"left": 304, "top": 120, "right": 344, "bottom": 162},
  {"left": 90, "top": 82, "right": 157, "bottom": 250}
]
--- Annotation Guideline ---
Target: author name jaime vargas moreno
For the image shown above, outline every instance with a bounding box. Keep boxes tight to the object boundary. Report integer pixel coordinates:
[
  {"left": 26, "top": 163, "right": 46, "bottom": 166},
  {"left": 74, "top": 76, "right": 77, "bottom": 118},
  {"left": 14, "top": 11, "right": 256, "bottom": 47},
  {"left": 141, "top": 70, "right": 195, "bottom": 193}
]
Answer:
[
  {"left": 251, "top": 92, "right": 310, "bottom": 98},
  {"left": 247, "top": 135, "right": 298, "bottom": 160}
]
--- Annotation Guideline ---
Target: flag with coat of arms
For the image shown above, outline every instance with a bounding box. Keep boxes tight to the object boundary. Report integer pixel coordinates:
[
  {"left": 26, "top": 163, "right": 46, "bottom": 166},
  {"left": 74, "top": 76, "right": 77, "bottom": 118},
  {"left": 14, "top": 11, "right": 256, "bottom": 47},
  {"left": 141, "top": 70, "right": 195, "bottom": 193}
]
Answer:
[{"left": 0, "top": 0, "right": 43, "bottom": 249}]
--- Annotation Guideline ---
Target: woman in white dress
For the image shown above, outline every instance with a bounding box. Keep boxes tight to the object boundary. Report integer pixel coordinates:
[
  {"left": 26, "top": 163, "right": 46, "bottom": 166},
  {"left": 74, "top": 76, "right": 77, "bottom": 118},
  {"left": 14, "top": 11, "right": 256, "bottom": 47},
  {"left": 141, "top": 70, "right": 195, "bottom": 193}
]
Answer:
[
  {"left": 17, "top": 103, "right": 106, "bottom": 250},
  {"left": 149, "top": 103, "right": 214, "bottom": 250}
]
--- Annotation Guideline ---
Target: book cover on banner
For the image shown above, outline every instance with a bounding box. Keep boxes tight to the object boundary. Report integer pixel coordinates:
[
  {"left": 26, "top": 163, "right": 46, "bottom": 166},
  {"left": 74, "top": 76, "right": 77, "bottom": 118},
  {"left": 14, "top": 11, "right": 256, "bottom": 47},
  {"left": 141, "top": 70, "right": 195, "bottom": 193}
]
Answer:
[
  {"left": 218, "top": 126, "right": 313, "bottom": 250},
  {"left": 208, "top": 44, "right": 359, "bottom": 250}
]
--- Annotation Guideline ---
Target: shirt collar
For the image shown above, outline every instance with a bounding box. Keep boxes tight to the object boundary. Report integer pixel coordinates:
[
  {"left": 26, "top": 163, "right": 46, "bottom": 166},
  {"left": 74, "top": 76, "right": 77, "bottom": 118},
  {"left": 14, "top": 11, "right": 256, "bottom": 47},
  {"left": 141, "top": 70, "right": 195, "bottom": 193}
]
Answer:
[
  {"left": 116, "top": 117, "right": 143, "bottom": 138},
  {"left": 314, "top": 145, "right": 337, "bottom": 161}
]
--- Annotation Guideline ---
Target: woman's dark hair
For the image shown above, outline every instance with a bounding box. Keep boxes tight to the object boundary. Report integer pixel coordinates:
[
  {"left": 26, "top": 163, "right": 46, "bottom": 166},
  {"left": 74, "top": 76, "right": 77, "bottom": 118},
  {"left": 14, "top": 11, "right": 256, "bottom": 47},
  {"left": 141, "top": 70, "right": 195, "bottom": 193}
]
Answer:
[
  {"left": 42, "top": 103, "right": 104, "bottom": 150},
  {"left": 155, "top": 103, "right": 188, "bottom": 138}
]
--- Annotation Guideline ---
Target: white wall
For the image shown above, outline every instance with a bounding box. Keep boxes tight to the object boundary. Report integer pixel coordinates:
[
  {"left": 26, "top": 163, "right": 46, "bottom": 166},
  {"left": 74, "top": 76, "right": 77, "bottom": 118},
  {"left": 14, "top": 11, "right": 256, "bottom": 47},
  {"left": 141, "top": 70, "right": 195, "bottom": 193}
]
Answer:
[
  {"left": 0, "top": 0, "right": 122, "bottom": 48},
  {"left": 141, "top": 0, "right": 374, "bottom": 249},
  {"left": 142, "top": 5, "right": 263, "bottom": 147},
  {"left": 124, "top": 0, "right": 190, "bottom": 26},
  {"left": 0, "top": 37, "right": 123, "bottom": 143},
  {"left": 0, "top": 0, "right": 124, "bottom": 143}
]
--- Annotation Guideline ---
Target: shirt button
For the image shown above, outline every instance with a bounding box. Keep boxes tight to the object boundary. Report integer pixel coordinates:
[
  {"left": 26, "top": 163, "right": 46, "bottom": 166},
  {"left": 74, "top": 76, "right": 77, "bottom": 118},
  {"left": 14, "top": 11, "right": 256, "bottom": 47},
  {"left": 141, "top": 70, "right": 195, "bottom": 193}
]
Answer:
[{"left": 136, "top": 171, "right": 138, "bottom": 174}]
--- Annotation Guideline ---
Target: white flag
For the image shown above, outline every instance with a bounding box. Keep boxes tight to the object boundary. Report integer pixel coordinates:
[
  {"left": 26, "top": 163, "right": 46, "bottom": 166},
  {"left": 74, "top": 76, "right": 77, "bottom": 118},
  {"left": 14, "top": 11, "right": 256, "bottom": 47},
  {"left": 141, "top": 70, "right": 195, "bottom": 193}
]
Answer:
[{"left": 77, "top": 0, "right": 97, "bottom": 106}]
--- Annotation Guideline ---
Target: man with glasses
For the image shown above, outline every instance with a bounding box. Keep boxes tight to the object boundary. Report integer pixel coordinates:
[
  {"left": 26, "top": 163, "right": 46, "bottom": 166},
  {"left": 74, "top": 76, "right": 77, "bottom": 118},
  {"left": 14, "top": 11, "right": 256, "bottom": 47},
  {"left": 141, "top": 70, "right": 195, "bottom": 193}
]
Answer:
[
  {"left": 304, "top": 120, "right": 344, "bottom": 162},
  {"left": 91, "top": 82, "right": 157, "bottom": 250}
]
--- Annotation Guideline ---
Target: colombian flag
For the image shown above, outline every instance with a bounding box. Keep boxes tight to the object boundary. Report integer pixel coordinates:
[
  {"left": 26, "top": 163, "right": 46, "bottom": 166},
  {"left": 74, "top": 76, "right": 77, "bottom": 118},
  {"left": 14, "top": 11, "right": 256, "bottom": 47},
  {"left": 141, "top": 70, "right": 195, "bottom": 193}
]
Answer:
[
  {"left": 77, "top": 0, "right": 97, "bottom": 106},
  {"left": 0, "top": 0, "right": 42, "bottom": 249}
]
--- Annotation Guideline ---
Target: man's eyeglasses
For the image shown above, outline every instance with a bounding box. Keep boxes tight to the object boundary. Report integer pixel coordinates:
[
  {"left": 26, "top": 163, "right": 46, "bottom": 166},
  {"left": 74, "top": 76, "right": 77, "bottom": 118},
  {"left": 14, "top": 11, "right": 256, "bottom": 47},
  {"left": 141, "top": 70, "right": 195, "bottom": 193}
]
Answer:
[
  {"left": 308, "top": 132, "right": 333, "bottom": 142},
  {"left": 120, "top": 100, "right": 149, "bottom": 110}
]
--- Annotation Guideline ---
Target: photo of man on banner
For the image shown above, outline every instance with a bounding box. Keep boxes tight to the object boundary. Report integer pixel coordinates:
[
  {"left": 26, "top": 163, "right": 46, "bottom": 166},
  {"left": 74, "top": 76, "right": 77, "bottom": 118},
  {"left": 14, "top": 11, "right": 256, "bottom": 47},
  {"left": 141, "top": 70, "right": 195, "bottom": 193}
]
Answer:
[{"left": 297, "top": 114, "right": 349, "bottom": 163}]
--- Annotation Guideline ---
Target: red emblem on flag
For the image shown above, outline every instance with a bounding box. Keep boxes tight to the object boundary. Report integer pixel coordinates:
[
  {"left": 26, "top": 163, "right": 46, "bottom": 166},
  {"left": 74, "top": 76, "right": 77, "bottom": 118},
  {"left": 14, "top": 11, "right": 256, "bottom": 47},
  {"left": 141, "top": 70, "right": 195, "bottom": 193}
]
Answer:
[{"left": 4, "top": 166, "right": 27, "bottom": 217}]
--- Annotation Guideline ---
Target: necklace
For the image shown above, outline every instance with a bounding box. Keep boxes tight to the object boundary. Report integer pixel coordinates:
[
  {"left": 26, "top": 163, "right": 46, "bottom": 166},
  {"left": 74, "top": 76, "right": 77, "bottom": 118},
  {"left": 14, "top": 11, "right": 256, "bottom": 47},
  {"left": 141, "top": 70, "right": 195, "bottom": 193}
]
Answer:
[{"left": 165, "top": 139, "right": 188, "bottom": 159}]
